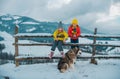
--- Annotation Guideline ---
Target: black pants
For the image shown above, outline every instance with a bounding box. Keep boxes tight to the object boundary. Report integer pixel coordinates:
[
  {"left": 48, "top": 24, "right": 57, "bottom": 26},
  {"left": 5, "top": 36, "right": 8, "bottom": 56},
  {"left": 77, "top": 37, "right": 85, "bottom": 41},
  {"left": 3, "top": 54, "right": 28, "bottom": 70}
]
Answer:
[
  {"left": 71, "top": 39, "right": 79, "bottom": 49},
  {"left": 51, "top": 40, "right": 63, "bottom": 51}
]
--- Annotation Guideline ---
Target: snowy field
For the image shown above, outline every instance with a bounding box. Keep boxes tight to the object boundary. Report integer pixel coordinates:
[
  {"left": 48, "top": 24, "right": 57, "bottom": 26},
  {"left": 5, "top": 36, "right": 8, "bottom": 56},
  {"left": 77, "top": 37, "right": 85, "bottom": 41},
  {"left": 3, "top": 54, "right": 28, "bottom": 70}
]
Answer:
[
  {"left": 0, "top": 31, "right": 120, "bottom": 79},
  {"left": 0, "top": 59, "right": 120, "bottom": 79}
]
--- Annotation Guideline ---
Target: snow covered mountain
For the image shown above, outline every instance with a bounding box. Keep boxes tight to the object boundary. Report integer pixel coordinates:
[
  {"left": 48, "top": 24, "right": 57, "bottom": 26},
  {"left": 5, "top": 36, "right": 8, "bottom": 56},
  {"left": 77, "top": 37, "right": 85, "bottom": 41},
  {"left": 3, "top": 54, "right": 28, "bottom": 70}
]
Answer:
[
  {"left": 0, "top": 31, "right": 14, "bottom": 54},
  {"left": 1, "top": 14, "right": 119, "bottom": 41},
  {"left": 0, "top": 14, "right": 56, "bottom": 34},
  {"left": 0, "top": 14, "right": 92, "bottom": 35}
]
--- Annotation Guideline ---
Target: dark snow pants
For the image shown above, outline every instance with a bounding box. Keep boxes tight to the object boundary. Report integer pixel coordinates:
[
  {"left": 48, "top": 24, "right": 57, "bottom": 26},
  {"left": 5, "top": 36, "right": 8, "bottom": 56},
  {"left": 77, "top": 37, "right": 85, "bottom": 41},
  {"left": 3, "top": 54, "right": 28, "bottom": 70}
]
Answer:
[
  {"left": 51, "top": 40, "right": 63, "bottom": 51},
  {"left": 71, "top": 39, "right": 79, "bottom": 49}
]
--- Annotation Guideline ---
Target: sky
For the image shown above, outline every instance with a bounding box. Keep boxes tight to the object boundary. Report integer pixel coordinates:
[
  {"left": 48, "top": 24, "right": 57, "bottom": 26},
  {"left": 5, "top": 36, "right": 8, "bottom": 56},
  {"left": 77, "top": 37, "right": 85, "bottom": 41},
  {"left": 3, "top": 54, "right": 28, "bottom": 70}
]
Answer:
[{"left": 0, "top": 0, "right": 120, "bottom": 34}]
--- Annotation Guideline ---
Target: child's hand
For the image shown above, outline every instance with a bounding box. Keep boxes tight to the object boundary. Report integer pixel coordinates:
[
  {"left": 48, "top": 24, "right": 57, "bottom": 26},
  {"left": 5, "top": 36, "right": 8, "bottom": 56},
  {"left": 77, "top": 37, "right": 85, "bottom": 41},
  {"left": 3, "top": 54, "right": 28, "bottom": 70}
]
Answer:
[
  {"left": 63, "top": 39, "right": 66, "bottom": 43},
  {"left": 55, "top": 38, "right": 58, "bottom": 41}
]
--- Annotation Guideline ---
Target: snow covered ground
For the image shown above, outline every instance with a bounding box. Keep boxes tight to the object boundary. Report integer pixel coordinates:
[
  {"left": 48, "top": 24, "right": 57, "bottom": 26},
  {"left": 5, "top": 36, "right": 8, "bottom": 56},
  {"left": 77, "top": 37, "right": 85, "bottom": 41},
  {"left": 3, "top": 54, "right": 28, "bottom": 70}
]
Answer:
[
  {"left": 0, "top": 31, "right": 120, "bottom": 79},
  {"left": 0, "top": 59, "right": 120, "bottom": 79},
  {"left": 0, "top": 31, "right": 14, "bottom": 54}
]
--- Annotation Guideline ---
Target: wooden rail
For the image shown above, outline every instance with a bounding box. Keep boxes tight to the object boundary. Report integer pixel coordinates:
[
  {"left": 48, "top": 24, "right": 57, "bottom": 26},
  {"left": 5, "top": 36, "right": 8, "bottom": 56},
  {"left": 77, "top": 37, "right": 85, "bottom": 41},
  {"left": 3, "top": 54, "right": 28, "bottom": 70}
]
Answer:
[
  {"left": 13, "top": 43, "right": 120, "bottom": 47},
  {"left": 13, "top": 25, "right": 120, "bottom": 66},
  {"left": 14, "top": 33, "right": 120, "bottom": 38},
  {"left": 15, "top": 55, "right": 120, "bottom": 61}
]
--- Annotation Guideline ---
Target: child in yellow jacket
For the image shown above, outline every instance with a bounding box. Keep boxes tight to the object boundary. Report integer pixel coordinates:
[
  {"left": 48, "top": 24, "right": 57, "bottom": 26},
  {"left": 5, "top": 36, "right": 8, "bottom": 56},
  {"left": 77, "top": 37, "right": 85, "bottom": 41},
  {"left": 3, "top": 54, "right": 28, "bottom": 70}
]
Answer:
[{"left": 49, "top": 21, "right": 68, "bottom": 59}]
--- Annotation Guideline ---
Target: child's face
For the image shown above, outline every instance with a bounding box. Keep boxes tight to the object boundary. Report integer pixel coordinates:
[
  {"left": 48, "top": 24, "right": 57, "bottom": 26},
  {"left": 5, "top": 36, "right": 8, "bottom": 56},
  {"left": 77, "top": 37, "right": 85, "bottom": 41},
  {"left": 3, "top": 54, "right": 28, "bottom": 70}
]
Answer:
[
  {"left": 58, "top": 28, "right": 63, "bottom": 32},
  {"left": 72, "top": 24, "right": 77, "bottom": 28},
  {"left": 72, "top": 24, "right": 77, "bottom": 27}
]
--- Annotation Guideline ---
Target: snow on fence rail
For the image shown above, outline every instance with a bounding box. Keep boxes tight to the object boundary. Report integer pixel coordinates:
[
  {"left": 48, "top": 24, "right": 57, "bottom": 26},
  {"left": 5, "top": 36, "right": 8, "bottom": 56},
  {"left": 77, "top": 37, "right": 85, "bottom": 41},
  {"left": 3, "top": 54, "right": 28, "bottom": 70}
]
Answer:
[
  {"left": 14, "top": 25, "right": 120, "bottom": 38},
  {"left": 13, "top": 25, "right": 120, "bottom": 67},
  {"left": 15, "top": 55, "right": 120, "bottom": 60},
  {"left": 14, "top": 33, "right": 120, "bottom": 38},
  {"left": 13, "top": 43, "right": 120, "bottom": 47}
]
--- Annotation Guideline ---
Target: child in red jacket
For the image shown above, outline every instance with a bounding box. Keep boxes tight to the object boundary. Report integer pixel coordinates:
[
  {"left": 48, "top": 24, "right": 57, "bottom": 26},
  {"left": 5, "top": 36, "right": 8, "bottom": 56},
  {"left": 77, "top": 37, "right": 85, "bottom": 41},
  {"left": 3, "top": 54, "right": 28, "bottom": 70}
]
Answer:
[{"left": 68, "top": 18, "right": 81, "bottom": 49}]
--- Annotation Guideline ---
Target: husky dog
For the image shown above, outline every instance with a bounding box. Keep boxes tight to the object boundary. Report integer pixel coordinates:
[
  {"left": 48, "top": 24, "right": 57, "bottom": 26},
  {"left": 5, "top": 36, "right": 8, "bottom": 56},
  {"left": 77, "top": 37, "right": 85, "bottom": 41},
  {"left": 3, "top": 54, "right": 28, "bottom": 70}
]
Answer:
[{"left": 57, "top": 47, "right": 80, "bottom": 73}]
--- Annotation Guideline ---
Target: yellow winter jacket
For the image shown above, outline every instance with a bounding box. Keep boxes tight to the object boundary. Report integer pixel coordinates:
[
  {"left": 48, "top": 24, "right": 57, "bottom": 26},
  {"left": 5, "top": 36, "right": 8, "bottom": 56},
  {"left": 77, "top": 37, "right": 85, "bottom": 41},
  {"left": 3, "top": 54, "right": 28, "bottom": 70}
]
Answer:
[{"left": 53, "top": 29, "right": 68, "bottom": 41}]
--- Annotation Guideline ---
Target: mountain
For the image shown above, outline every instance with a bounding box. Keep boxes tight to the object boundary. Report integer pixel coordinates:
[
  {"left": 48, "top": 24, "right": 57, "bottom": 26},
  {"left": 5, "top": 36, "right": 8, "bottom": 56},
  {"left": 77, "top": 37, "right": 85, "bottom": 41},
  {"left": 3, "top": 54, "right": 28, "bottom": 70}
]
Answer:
[
  {"left": 0, "top": 14, "right": 119, "bottom": 41},
  {"left": 0, "top": 14, "right": 93, "bottom": 35},
  {"left": 0, "top": 36, "right": 4, "bottom": 41}
]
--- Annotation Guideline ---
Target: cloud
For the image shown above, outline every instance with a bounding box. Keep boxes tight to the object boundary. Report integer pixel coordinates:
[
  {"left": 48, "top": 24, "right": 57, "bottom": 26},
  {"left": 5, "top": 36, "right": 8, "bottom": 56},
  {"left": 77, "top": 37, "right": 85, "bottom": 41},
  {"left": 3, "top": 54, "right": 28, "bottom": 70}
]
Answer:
[
  {"left": 0, "top": 0, "right": 111, "bottom": 21},
  {"left": 0, "top": 0, "right": 120, "bottom": 34},
  {"left": 110, "top": 3, "right": 120, "bottom": 16},
  {"left": 47, "top": 0, "right": 72, "bottom": 9},
  {"left": 95, "top": 17, "right": 120, "bottom": 34},
  {"left": 94, "top": 2, "right": 120, "bottom": 34},
  {"left": 96, "top": 2, "right": 120, "bottom": 23}
]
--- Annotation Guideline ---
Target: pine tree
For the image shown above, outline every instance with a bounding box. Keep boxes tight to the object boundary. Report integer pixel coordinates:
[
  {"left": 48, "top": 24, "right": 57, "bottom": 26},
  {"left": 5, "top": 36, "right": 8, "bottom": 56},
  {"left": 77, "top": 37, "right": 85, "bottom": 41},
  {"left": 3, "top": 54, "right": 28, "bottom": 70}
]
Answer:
[{"left": 0, "top": 44, "right": 5, "bottom": 53}]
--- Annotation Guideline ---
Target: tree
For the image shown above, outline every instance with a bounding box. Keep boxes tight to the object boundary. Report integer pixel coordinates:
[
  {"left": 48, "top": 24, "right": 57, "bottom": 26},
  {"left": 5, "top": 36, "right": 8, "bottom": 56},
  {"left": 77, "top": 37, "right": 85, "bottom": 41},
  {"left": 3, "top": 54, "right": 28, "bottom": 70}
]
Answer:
[
  {"left": 0, "top": 44, "right": 5, "bottom": 53},
  {"left": 0, "top": 44, "right": 5, "bottom": 59}
]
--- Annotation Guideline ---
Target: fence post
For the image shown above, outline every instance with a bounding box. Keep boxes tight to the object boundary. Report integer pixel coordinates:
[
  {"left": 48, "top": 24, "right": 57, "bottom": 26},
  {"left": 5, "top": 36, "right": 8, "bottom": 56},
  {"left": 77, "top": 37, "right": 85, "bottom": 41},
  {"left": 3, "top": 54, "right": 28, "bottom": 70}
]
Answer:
[
  {"left": 15, "top": 25, "right": 19, "bottom": 67},
  {"left": 90, "top": 28, "right": 97, "bottom": 65}
]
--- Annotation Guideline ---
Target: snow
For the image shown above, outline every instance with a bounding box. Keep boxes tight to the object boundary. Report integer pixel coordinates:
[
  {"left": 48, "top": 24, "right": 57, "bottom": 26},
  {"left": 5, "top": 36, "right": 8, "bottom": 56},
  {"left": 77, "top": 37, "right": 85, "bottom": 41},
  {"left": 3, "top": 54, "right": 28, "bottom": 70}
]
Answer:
[
  {"left": 66, "top": 37, "right": 93, "bottom": 44},
  {"left": 96, "top": 40, "right": 120, "bottom": 54},
  {"left": 14, "top": 33, "right": 52, "bottom": 37},
  {"left": 3, "top": 24, "right": 8, "bottom": 28},
  {"left": 1, "top": 15, "right": 21, "bottom": 21},
  {"left": 18, "top": 45, "right": 61, "bottom": 57},
  {"left": 0, "top": 32, "right": 120, "bottom": 79},
  {"left": 108, "top": 47, "right": 120, "bottom": 55},
  {"left": 96, "top": 40, "right": 120, "bottom": 45},
  {"left": 15, "top": 24, "right": 20, "bottom": 28},
  {"left": 0, "top": 21, "right": 2, "bottom": 24},
  {"left": 1, "top": 17, "right": 12, "bottom": 20},
  {"left": 26, "top": 27, "right": 36, "bottom": 32},
  {"left": 8, "top": 27, "right": 11, "bottom": 29},
  {"left": 0, "top": 31, "right": 14, "bottom": 53},
  {"left": 12, "top": 16, "right": 21, "bottom": 20},
  {"left": 0, "top": 32, "right": 13, "bottom": 40},
  {"left": 21, "top": 22, "right": 39, "bottom": 25},
  {"left": 0, "top": 59, "right": 120, "bottom": 79},
  {"left": 17, "top": 39, "right": 92, "bottom": 57},
  {"left": 13, "top": 20, "right": 21, "bottom": 25}
]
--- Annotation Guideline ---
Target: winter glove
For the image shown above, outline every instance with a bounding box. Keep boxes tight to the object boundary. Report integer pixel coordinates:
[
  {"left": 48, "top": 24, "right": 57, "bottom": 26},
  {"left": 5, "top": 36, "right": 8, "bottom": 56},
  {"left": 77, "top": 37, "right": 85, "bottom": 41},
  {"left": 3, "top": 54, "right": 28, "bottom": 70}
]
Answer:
[
  {"left": 63, "top": 39, "right": 66, "bottom": 43},
  {"left": 55, "top": 38, "right": 58, "bottom": 41},
  {"left": 73, "top": 34, "right": 77, "bottom": 38}
]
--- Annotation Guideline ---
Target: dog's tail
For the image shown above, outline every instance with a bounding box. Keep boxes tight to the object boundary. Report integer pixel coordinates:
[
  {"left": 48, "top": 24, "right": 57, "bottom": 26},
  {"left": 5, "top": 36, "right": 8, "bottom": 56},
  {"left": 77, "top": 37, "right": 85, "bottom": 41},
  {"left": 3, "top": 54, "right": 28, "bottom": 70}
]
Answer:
[{"left": 59, "top": 63, "right": 68, "bottom": 73}]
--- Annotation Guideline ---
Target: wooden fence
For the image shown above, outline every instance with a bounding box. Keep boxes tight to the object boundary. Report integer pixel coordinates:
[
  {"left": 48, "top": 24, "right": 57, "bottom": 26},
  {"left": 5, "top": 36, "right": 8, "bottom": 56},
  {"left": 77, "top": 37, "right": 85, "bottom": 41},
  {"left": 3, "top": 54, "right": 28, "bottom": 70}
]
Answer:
[{"left": 13, "top": 25, "right": 120, "bottom": 66}]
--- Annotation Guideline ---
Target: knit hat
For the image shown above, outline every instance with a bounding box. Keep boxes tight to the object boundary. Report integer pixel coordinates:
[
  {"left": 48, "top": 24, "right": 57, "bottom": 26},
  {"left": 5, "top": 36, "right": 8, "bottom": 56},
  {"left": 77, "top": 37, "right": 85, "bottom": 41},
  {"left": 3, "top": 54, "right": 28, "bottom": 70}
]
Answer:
[
  {"left": 72, "top": 18, "right": 78, "bottom": 25},
  {"left": 58, "top": 21, "right": 63, "bottom": 29}
]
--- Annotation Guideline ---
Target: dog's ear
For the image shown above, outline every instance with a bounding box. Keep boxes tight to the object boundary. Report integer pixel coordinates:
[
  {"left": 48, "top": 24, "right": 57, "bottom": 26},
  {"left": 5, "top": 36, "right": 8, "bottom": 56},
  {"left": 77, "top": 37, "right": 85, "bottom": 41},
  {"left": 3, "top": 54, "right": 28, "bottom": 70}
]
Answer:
[
  {"left": 70, "top": 49, "right": 74, "bottom": 53},
  {"left": 75, "top": 47, "right": 78, "bottom": 49},
  {"left": 75, "top": 47, "right": 79, "bottom": 50},
  {"left": 74, "top": 47, "right": 80, "bottom": 55}
]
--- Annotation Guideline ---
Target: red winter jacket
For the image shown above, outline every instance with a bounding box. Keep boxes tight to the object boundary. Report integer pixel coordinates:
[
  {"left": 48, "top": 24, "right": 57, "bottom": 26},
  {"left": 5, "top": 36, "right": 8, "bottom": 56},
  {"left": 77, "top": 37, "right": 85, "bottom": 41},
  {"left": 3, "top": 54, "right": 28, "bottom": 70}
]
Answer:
[{"left": 68, "top": 25, "right": 81, "bottom": 39}]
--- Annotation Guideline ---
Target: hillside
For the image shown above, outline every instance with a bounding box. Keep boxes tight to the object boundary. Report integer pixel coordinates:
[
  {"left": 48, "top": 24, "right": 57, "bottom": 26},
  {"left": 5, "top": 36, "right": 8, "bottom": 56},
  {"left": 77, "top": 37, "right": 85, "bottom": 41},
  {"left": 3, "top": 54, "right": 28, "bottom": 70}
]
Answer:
[{"left": 0, "top": 14, "right": 92, "bottom": 35}]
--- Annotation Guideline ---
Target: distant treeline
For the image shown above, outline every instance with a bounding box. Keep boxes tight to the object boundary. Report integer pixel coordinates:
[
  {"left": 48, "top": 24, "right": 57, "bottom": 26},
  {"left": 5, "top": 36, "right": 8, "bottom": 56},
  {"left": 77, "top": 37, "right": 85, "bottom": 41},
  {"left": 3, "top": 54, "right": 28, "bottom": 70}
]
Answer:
[{"left": 0, "top": 43, "right": 14, "bottom": 60}]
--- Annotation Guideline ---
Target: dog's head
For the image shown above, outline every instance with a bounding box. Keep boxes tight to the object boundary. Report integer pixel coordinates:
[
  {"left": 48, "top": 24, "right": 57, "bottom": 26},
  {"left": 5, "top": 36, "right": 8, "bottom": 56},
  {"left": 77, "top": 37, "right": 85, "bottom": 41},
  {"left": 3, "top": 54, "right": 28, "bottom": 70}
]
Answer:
[
  {"left": 67, "top": 49, "right": 77, "bottom": 59},
  {"left": 72, "top": 47, "right": 80, "bottom": 56}
]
